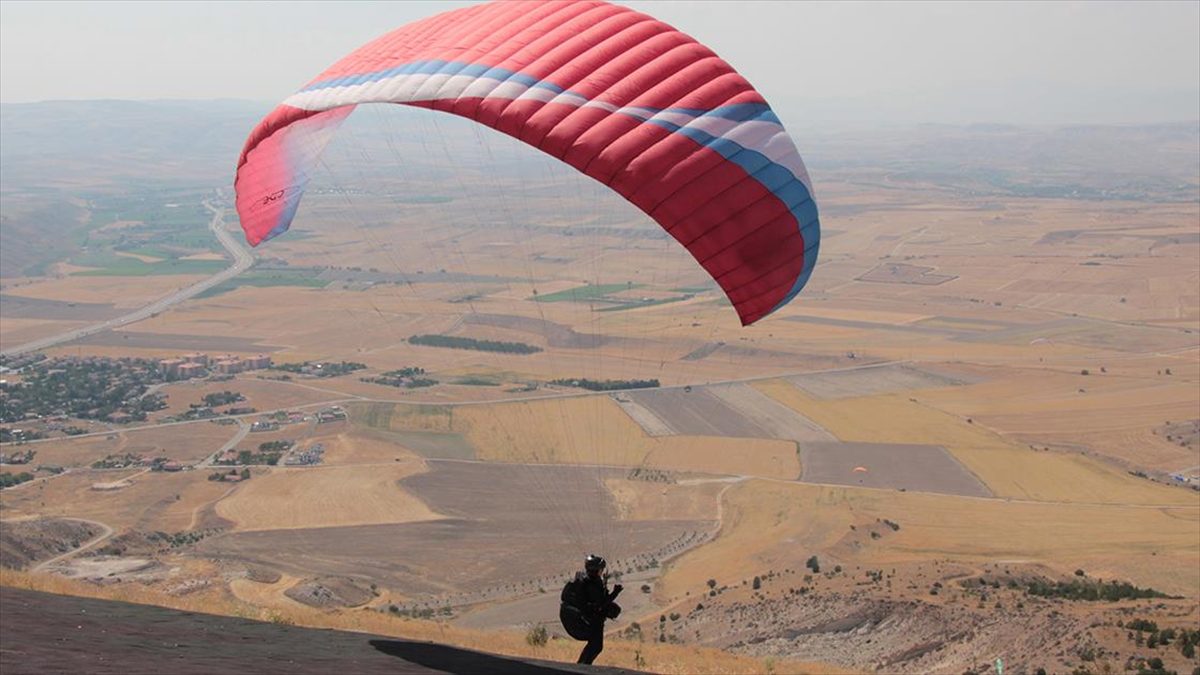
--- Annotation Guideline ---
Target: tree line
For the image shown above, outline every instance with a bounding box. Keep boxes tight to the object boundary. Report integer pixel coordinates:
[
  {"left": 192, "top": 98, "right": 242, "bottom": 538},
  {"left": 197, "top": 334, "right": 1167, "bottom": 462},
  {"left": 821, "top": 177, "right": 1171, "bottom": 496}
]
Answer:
[{"left": 408, "top": 334, "right": 541, "bottom": 354}]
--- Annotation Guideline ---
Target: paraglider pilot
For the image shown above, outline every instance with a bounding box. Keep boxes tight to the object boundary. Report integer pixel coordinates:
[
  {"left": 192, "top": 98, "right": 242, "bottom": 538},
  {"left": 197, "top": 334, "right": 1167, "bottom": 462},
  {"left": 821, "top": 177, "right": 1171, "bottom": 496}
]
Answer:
[{"left": 560, "top": 554, "right": 623, "bottom": 665}]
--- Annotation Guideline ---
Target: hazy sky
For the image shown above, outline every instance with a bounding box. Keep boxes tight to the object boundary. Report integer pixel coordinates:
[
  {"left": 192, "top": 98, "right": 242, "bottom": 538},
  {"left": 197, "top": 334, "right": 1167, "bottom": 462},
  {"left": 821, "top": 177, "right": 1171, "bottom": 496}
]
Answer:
[{"left": 2, "top": 1, "right": 1197, "bottom": 125}]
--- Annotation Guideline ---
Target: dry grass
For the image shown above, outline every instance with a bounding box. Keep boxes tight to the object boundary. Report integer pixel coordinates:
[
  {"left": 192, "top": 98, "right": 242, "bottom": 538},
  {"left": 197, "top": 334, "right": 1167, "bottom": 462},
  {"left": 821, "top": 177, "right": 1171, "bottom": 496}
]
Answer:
[
  {"left": 215, "top": 461, "right": 440, "bottom": 532},
  {"left": 0, "top": 469, "right": 231, "bottom": 532},
  {"left": 21, "top": 422, "right": 239, "bottom": 468},
  {"left": 0, "top": 317, "right": 89, "bottom": 349},
  {"left": 605, "top": 478, "right": 724, "bottom": 521},
  {"left": 7, "top": 274, "right": 209, "bottom": 308},
  {"left": 657, "top": 479, "right": 1200, "bottom": 602},
  {"left": 0, "top": 569, "right": 847, "bottom": 674},
  {"left": 918, "top": 363, "right": 1200, "bottom": 471},
  {"left": 154, "top": 377, "right": 347, "bottom": 418},
  {"left": 320, "top": 432, "right": 421, "bottom": 465}
]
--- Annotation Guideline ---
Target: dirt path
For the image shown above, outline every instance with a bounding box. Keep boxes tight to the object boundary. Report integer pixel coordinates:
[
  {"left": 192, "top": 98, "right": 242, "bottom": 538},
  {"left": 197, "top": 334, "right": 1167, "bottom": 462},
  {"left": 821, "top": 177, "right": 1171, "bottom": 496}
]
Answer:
[
  {"left": 31, "top": 517, "right": 114, "bottom": 573},
  {"left": 187, "top": 483, "right": 240, "bottom": 531}
]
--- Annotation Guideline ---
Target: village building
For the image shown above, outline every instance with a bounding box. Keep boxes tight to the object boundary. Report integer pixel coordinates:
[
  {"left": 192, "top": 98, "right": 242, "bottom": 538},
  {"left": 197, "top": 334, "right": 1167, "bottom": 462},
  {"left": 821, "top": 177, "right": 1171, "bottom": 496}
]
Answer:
[{"left": 177, "top": 363, "right": 206, "bottom": 379}]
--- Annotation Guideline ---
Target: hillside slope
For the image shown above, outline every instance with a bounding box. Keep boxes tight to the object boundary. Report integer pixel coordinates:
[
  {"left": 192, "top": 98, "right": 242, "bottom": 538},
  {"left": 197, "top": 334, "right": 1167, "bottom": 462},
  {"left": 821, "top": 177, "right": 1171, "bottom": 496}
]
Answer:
[{"left": 0, "top": 586, "right": 639, "bottom": 675}]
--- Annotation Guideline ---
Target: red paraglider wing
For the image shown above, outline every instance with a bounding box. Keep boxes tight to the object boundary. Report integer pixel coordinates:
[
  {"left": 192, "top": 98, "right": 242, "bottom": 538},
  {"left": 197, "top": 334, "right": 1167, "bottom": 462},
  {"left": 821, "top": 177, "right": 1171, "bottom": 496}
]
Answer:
[{"left": 235, "top": 0, "right": 819, "bottom": 325}]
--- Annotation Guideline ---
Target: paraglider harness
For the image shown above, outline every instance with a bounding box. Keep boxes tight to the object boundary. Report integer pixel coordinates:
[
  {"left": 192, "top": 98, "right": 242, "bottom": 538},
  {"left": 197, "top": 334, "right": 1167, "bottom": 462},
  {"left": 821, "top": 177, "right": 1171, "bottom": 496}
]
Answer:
[{"left": 559, "top": 573, "right": 621, "bottom": 641}]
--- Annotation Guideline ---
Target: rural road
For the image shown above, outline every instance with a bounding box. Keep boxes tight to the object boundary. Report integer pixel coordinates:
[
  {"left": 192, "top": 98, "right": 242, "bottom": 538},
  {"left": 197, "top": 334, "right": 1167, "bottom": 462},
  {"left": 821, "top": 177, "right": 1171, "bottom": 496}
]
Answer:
[
  {"left": 30, "top": 517, "right": 115, "bottom": 573},
  {"left": 0, "top": 199, "right": 254, "bottom": 357},
  {"left": 199, "top": 419, "right": 250, "bottom": 467}
]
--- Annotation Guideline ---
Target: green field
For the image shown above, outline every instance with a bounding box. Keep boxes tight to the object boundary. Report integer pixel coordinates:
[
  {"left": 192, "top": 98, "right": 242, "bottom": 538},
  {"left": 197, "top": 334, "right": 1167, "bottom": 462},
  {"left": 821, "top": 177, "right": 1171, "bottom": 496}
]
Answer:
[
  {"left": 194, "top": 269, "right": 328, "bottom": 298},
  {"left": 531, "top": 283, "right": 636, "bottom": 303},
  {"left": 73, "top": 257, "right": 228, "bottom": 277},
  {"left": 598, "top": 294, "right": 693, "bottom": 312}
]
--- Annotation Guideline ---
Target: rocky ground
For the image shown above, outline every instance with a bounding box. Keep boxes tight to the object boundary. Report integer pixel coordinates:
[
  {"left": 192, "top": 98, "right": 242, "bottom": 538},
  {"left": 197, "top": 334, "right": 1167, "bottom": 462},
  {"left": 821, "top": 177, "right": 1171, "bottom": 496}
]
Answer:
[
  {"left": 285, "top": 575, "right": 380, "bottom": 608},
  {"left": 649, "top": 560, "right": 1200, "bottom": 674},
  {"left": 0, "top": 517, "right": 99, "bottom": 569}
]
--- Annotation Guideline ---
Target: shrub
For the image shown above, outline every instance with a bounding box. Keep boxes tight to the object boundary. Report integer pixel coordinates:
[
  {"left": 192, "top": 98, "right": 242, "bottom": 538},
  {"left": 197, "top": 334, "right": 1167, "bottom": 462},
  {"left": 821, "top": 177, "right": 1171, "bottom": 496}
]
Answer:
[{"left": 525, "top": 623, "right": 549, "bottom": 647}]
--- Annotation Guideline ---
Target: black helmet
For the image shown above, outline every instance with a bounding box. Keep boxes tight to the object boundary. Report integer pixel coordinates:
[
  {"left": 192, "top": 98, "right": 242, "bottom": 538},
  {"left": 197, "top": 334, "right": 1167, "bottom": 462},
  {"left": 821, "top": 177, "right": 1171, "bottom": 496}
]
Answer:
[{"left": 584, "top": 554, "right": 607, "bottom": 572}]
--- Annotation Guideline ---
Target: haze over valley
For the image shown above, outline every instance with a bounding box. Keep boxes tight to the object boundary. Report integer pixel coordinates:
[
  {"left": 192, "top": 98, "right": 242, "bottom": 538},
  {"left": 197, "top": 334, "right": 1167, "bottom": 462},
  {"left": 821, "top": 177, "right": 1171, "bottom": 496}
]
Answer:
[{"left": 2, "top": 71, "right": 1198, "bottom": 675}]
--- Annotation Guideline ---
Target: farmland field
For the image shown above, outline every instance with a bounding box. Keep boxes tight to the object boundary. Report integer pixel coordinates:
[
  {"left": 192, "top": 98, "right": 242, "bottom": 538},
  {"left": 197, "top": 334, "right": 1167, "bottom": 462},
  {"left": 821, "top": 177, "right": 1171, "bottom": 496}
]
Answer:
[{"left": 3, "top": 108, "right": 1198, "bottom": 674}]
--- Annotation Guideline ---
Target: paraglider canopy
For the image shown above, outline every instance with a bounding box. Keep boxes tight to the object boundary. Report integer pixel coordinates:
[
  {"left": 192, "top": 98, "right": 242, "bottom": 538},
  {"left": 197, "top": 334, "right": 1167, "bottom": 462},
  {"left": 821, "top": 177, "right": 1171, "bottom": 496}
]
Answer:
[{"left": 234, "top": 0, "right": 820, "bottom": 325}]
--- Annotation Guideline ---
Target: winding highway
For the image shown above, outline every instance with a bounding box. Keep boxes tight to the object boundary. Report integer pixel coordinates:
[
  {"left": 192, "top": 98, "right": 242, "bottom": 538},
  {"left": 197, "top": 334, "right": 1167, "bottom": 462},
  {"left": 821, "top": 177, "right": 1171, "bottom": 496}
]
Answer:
[{"left": 1, "top": 199, "right": 254, "bottom": 357}]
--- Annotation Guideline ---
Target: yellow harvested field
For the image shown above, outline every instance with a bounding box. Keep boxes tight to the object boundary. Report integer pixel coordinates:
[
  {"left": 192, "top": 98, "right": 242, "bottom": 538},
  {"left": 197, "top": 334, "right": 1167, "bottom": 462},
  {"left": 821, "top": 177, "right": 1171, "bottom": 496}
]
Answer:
[
  {"left": 753, "top": 379, "right": 1194, "bottom": 505},
  {"left": 0, "top": 317, "right": 89, "bottom": 349},
  {"left": 0, "top": 470, "right": 232, "bottom": 532},
  {"left": 17, "top": 434, "right": 124, "bottom": 468},
  {"left": 658, "top": 479, "right": 1200, "bottom": 600},
  {"left": 379, "top": 396, "right": 799, "bottom": 479},
  {"left": 215, "top": 460, "right": 441, "bottom": 531},
  {"left": 7, "top": 275, "right": 208, "bottom": 308},
  {"left": 319, "top": 432, "right": 421, "bottom": 465},
  {"left": 917, "top": 367, "right": 1200, "bottom": 470},
  {"left": 604, "top": 478, "right": 724, "bottom": 521},
  {"left": 123, "top": 423, "right": 241, "bottom": 463}
]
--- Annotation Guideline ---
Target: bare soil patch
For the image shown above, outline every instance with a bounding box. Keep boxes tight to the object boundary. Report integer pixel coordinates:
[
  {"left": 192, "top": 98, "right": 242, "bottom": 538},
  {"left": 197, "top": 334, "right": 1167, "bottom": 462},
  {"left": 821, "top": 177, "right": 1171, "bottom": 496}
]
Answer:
[
  {"left": 799, "top": 441, "right": 992, "bottom": 497},
  {"left": 856, "top": 263, "right": 957, "bottom": 285},
  {"left": 285, "top": 575, "right": 378, "bottom": 608},
  {"left": 619, "top": 385, "right": 831, "bottom": 442},
  {"left": 787, "top": 363, "right": 975, "bottom": 399},
  {"left": 198, "top": 460, "right": 711, "bottom": 598}
]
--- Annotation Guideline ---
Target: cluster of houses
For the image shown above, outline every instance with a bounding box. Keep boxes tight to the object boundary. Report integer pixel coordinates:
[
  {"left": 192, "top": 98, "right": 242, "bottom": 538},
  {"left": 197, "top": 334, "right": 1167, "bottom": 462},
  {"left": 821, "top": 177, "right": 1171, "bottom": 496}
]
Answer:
[
  {"left": 284, "top": 442, "right": 325, "bottom": 466},
  {"left": 214, "top": 449, "right": 245, "bottom": 465},
  {"left": 316, "top": 407, "right": 347, "bottom": 424},
  {"left": 0, "top": 449, "right": 35, "bottom": 464},
  {"left": 209, "top": 468, "right": 249, "bottom": 483},
  {"left": 92, "top": 452, "right": 186, "bottom": 472},
  {"left": 158, "top": 353, "right": 272, "bottom": 379},
  {"left": 246, "top": 410, "right": 311, "bottom": 433}
]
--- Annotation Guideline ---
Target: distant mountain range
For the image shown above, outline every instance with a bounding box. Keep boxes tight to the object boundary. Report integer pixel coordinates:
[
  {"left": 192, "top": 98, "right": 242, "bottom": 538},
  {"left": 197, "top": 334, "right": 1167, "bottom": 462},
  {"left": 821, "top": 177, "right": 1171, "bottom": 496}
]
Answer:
[
  {"left": 0, "top": 99, "right": 271, "bottom": 190},
  {"left": 1, "top": 99, "right": 1195, "bottom": 278}
]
